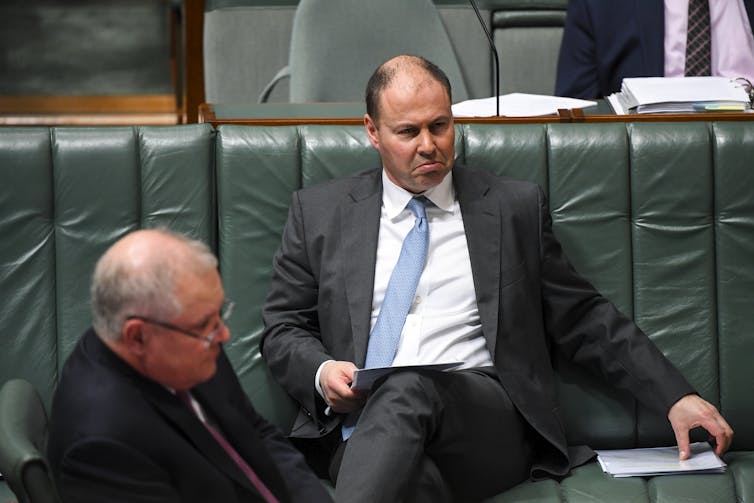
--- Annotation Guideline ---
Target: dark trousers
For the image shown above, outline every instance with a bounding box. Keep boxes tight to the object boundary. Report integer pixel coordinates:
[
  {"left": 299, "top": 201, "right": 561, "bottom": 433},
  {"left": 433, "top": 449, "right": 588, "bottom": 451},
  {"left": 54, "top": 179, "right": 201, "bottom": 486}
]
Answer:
[{"left": 330, "top": 367, "right": 532, "bottom": 503}]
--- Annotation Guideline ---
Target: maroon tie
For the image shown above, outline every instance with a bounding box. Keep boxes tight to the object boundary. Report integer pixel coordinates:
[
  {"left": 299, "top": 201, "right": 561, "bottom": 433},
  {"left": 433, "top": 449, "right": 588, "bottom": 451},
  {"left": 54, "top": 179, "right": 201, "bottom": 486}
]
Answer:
[
  {"left": 685, "top": 0, "right": 712, "bottom": 76},
  {"left": 176, "top": 391, "right": 279, "bottom": 503}
]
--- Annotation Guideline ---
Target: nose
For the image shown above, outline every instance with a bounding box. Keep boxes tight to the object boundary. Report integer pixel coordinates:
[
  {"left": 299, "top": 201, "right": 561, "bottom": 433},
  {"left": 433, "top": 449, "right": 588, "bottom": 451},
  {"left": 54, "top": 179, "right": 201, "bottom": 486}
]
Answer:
[
  {"left": 208, "top": 320, "right": 231, "bottom": 346},
  {"left": 417, "top": 128, "right": 436, "bottom": 156},
  {"left": 216, "top": 322, "right": 231, "bottom": 344}
]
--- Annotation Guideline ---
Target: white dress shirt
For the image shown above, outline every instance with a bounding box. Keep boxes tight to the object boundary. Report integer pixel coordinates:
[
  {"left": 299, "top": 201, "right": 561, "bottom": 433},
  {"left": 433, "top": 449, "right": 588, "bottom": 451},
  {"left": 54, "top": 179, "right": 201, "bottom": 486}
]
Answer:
[
  {"left": 664, "top": 0, "right": 754, "bottom": 81},
  {"left": 375, "top": 170, "right": 493, "bottom": 369},
  {"left": 315, "top": 170, "right": 493, "bottom": 401}
]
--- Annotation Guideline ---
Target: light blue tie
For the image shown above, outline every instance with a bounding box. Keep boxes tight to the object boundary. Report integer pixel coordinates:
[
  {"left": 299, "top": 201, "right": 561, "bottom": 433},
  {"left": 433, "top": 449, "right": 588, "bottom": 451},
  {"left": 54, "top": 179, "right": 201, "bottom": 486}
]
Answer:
[{"left": 342, "top": 197, "right": 429, "bottom": 440}]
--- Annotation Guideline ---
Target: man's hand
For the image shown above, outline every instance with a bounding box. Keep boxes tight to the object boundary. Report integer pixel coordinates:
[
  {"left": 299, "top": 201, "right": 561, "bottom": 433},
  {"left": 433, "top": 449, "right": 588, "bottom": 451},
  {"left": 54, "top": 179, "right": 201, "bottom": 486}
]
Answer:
[
  {"left": 667, "top": 394, "right": 734, "bottom": 460},
  {"left": 320, "top": 361, "right": 367, "bottom": 413}
]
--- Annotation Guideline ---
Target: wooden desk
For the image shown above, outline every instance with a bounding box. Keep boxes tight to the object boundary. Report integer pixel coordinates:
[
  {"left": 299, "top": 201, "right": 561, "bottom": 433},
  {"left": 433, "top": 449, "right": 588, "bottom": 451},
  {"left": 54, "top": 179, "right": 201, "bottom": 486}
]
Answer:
[
  {"left": 199, "top": 101, "right": 754, "bottom": 127},
  {"left": 199, "top": 102, "right": 573, "bottom": 127}
]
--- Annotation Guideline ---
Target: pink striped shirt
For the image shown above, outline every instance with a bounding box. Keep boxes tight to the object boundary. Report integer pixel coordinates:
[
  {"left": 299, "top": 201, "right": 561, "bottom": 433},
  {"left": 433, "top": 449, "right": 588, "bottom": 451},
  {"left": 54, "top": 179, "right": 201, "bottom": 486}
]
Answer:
[{"left": 665, "top": 0, "right": 754, "bottom": 81}]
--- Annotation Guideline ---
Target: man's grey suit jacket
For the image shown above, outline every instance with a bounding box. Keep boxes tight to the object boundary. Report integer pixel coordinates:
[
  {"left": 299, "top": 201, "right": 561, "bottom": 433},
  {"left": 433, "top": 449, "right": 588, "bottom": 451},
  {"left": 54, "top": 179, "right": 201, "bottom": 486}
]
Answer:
[{"left": 262, "top": 164, "right": 694, "bottom": 477}]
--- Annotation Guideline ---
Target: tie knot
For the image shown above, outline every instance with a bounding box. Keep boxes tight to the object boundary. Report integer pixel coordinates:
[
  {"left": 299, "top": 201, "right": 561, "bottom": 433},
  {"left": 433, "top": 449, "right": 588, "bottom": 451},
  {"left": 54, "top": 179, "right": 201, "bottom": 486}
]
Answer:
[{"left": 407, "top": 197, "right": 427, "bottom": 220}]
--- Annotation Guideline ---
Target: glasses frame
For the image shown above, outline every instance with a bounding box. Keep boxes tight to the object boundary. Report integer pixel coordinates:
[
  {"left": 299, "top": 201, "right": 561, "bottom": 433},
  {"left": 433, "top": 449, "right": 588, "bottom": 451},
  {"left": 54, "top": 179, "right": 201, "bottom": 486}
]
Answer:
[{"left": 126, "top": 300, "right": 234, "bottom": 348}]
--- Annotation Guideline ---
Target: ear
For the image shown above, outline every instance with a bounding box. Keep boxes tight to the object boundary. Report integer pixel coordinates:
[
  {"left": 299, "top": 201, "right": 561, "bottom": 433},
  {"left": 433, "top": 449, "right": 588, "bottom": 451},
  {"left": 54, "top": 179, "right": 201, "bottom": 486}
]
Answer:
[
  {"left": 121, "top": 319, "right": 149, "bottom": 357},
  {"left": 364, "top": 114, "right": 380, "bottom": 150}
]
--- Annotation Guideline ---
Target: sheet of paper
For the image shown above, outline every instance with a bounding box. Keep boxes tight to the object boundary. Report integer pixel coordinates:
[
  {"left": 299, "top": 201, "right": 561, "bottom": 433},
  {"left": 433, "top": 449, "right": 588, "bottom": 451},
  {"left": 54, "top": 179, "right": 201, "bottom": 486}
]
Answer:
[
  {"left": 350, "top": 362, "right": 463, "bottom": 391},
  {"left": 596, "top": 442, "right": 726, "bottom": 477},
  {"left": 451, "top": 93, "right": 596, "bottom": 118}
]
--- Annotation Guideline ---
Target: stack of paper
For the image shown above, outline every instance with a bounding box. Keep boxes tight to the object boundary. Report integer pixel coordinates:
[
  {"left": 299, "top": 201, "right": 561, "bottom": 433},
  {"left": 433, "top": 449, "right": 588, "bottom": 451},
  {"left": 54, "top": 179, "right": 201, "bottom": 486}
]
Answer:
[
  {"left": 608, "top": 76, "right": 752, "bottom": 114},
  {"left": 596, "top": 442, "right": 726, "bottom": 477}
]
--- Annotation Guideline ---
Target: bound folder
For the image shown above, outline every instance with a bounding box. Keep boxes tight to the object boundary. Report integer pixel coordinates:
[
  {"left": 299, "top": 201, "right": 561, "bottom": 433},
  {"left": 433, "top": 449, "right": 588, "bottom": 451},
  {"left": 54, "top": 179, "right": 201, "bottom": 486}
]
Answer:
[{"left": 607, "top": 76, "right": 753, "bottom": 114}]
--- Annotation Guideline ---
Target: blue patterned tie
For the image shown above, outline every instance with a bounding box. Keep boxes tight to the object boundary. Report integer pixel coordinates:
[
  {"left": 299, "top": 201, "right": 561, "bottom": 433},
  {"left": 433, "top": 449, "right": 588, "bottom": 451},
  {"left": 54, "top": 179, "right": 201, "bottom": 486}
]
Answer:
[{"left": 342, "top": 197, "right": 429, "bottom": 440}]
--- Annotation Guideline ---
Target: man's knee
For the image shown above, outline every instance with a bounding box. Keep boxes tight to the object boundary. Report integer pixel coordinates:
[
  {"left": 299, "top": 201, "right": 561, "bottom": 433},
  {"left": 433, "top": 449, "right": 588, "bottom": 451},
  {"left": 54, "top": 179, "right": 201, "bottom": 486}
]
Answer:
[{"left": 370, "top": 369, "right": 439, "bottom": 404}]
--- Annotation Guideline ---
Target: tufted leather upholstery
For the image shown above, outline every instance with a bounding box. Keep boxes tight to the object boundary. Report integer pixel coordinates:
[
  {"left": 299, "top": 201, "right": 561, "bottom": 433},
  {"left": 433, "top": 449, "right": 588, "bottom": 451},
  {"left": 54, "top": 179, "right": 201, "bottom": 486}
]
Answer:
[{"left": 1, "top": 122, "right": 752, "bottom": 501}]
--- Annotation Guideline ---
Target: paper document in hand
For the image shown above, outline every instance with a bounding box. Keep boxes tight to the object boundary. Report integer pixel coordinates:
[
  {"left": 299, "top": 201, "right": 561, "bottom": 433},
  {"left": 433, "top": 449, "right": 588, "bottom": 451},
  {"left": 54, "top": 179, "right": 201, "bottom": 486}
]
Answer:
[
  {"left": 452, "top": 93, "right": 596, "bottom": 118},
  {"left": 596, "top": 442, "right": 726, "bottom": 477},
  {"left": 350, "top": 362, "right": 463, "bottom": 391}
]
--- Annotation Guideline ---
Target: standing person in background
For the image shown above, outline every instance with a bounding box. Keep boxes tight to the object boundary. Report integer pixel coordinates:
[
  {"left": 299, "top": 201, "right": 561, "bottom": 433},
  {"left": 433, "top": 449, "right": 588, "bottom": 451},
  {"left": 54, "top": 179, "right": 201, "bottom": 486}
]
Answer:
[{"left": 556, "top": 0, "right": 754, "bottom": 99}]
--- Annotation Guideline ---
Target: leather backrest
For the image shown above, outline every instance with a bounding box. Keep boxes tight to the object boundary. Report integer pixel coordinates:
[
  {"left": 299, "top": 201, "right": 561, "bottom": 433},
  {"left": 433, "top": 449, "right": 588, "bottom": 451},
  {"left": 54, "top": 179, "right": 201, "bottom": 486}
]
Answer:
[
  {"left": 287, "top": 0, "right": 470, "bottom": 103},
  {"left": 0, "top": 125, "right": 215, "bottom": 408},
  {"left": 216, "top": 122, "right": 754, "bottom": 450},
  {"left": 492, "top": 6, "right": 567, "bottom": 95},
  {"left": 1, "top": 122, "right": 751, "bottom": 453}
]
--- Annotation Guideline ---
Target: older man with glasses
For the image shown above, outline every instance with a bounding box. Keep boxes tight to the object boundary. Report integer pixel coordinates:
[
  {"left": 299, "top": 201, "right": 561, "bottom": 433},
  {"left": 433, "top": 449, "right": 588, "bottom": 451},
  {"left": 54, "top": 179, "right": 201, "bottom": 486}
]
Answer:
[{"left": 47, "top": 228, "right": 332, "bottom": 503}]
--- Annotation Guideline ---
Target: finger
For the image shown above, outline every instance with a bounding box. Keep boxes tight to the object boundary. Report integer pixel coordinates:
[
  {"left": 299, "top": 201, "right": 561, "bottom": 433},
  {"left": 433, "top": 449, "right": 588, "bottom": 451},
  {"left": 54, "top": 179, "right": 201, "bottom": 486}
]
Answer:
[
  {"left": 674, "top": 427, "right": 691, "bottom": 460},
  {"left": 711, "top": 421, "right": 733, "bottom": 456}
]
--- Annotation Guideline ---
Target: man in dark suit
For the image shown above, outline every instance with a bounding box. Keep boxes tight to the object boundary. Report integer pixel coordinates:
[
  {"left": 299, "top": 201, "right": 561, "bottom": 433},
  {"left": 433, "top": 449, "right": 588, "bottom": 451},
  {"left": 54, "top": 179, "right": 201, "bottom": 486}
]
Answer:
[
  {"left": 262, "top": 55, "right": 733, "bottom": 502},
  {"left": 556, "top": 0, "right": 754, "bottom": 99},
  {"left": 47, "top": 229, "right": 333, "bottom": 503}
]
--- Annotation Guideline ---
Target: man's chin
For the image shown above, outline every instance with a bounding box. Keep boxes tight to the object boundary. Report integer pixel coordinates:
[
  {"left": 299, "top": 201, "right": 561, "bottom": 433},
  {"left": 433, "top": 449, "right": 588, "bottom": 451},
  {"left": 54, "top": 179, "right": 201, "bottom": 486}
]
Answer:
[{"left": 412, "top": 171, "right": 448, "bottom": 191}]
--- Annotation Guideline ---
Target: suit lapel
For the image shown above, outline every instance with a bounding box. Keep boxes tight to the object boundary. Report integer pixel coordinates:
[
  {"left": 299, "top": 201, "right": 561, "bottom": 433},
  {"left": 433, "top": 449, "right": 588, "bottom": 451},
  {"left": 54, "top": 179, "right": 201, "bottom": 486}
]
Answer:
[
  {"left": 636, "top": 0, "right": 665, "bottom": 76},
  {"left": 85, "top": 331, "right": 264, "bottom": 498},
  {"left": 142, "top": 386, "right": 258, "bottom": 494},
  {"left": 746, "top": 0, "right": 754, "bottom": 35},
  {"left": 453, "top": 168, "right": 501, "bottom": 359},
  {"left": 341, "top": 170, "right": 382, "bottom": 366}
]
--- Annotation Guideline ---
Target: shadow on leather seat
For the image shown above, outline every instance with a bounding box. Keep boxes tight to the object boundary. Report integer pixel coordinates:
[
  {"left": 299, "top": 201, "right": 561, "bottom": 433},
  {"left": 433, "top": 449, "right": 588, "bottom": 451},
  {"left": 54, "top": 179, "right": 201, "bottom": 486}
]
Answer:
[{"left": 0, "top": 379, "right": 60, "bottom": 503}]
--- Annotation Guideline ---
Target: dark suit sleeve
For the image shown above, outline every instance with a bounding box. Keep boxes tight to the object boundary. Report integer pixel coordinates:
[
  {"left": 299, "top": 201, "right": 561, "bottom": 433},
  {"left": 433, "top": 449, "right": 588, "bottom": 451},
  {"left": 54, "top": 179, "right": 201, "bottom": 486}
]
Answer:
[
  {"left": 261, "top": 192, "right": 334, "bottom": 418},
  {"left": 56, "top": 439, "right": 182, "bottom": 503},
  {"left": 535, "top": 187, "right": 695, "bottom": 414},
  {"left": 249, "top": 408, "right": 334, "bottom": 502},
  {"left": 555, "top": 0, "right": 602, "bottom": 99},
  {"left": 213, "top": 351, "right": 334, "bottom": 503}
]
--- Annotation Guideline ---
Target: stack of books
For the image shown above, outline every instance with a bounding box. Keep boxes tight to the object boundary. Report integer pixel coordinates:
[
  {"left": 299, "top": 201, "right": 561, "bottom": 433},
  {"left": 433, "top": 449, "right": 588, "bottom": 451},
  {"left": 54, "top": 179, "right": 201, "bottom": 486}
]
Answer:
[{"left": 607, "top": 76, "right": 752, "bottom": 114}]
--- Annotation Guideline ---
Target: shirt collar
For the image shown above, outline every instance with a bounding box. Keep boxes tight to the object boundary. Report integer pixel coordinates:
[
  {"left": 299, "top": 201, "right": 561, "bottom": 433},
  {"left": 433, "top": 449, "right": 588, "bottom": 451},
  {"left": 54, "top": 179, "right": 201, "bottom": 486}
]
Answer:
[{"left": 381, "top": 169, "right": 456, "bottom": 219}]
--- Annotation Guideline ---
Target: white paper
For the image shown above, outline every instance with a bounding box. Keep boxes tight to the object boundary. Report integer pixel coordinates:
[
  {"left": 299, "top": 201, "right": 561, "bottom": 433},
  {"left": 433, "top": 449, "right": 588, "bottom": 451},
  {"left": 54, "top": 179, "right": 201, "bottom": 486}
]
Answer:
[
  {"left": 452, "top": 93, "right": 597, "bottom": 118},
  {"left": 350, "top": 362, "right": 463, "bottom": 391},
  {"left": 610, "top": 76, "right": 752, "bottom": 114},
  {"left": 595, "top": 442, "right": 726, "bottom": 478}
]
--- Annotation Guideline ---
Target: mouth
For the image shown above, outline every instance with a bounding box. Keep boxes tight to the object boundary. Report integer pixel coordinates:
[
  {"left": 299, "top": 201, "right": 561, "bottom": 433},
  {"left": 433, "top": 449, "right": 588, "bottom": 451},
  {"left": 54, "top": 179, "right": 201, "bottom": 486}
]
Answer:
[{"left": 414, "top": 161, "right": 443, "bottom": 174}]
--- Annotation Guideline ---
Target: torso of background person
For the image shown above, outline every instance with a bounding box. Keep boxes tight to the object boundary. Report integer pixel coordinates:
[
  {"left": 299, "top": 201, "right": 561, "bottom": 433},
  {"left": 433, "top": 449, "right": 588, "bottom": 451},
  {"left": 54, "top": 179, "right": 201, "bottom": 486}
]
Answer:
[
  {"left": 261, "top": 164, "right": 695, "bottom": 478},
  {"left": 47, "top": 328, "right": 332, "bottom": 503},
  {"left": 556, "top": 0, "right": 754, "bottom": 98}
]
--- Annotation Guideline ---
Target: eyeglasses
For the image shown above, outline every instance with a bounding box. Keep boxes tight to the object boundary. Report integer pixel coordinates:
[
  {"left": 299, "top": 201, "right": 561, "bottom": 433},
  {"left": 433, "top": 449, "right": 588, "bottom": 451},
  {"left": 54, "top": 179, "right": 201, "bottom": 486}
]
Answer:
[{"left": 126, "top": 300, "right": 234, "bottom": 348}]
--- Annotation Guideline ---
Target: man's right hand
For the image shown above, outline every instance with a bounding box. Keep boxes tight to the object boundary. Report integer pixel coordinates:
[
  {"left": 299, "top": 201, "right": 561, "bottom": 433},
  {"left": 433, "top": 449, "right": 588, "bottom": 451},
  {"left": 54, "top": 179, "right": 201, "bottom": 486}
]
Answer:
[{"left": 320, "top": 361, "right": 368, "bottom": 413}]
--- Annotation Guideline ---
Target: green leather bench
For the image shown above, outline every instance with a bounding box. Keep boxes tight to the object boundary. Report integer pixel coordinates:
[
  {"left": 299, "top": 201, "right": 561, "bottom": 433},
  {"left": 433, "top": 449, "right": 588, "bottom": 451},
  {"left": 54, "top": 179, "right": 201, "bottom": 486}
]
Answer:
[{"left": 1, "top": 122, "right": 752, "bottom": 502}]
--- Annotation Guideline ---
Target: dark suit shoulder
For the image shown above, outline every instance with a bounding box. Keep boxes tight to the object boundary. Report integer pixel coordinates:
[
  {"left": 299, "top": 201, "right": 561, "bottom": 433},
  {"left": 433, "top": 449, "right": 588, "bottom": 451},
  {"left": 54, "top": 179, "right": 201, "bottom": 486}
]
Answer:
[{"left": 295, "top": 167, "right": 380, "bottom": 203}]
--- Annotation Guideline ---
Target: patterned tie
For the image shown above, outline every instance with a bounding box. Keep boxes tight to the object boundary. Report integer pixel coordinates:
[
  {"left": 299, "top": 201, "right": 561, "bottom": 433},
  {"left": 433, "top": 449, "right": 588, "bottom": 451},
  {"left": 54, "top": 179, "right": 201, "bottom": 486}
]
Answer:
[
  {"left": 685, "top": 0, "right": 711, "bottom": 76},
  {"left": 176, "top": 391, "right": 279, "bottom": 503},
  {"left": 341, "top": 197, "right": 429, "bottom": 440}
]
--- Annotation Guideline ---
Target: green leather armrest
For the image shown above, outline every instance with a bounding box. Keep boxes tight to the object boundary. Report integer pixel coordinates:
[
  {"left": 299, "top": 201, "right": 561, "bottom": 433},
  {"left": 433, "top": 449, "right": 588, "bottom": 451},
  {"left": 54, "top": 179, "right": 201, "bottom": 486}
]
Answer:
[{"left": 0, "top": 379, "right": 59, "bottom": 503}]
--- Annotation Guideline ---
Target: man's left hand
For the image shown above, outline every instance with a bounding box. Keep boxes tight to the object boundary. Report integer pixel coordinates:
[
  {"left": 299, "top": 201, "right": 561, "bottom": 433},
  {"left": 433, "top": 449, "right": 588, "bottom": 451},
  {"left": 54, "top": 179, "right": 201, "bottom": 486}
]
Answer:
[{"left": 667, "top": 394, "right": 734, "bottom": 460}]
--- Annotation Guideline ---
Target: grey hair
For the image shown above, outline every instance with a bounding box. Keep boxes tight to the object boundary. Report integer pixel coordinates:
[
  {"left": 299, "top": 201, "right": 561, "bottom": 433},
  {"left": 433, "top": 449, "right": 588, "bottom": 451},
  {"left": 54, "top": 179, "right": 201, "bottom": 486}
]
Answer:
[{"left": 91, "top": 229, "right": 217, "bottom": 341}]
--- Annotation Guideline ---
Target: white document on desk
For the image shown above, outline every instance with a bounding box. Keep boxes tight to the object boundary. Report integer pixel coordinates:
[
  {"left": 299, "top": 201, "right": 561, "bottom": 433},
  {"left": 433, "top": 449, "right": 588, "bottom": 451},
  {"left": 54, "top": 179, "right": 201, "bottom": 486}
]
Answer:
[
  {"left": 452, "top": 93, "right": 596, "bottom": 117},
  {"left": 350, "top": 362, "right": 463, "bottom": 391},
  {"left": 596, "top": 442, "right": 726, "bottom": 477}
]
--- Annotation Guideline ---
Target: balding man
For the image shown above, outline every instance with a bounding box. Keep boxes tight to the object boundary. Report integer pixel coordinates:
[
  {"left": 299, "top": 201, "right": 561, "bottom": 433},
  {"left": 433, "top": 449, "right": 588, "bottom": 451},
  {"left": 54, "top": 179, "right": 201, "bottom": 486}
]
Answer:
[
  {"left": 262, "top": 55, "right": 732, "bottom": 502},
  {"left": 48, "top": 229, "right": 332, "bottom": 503}
]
